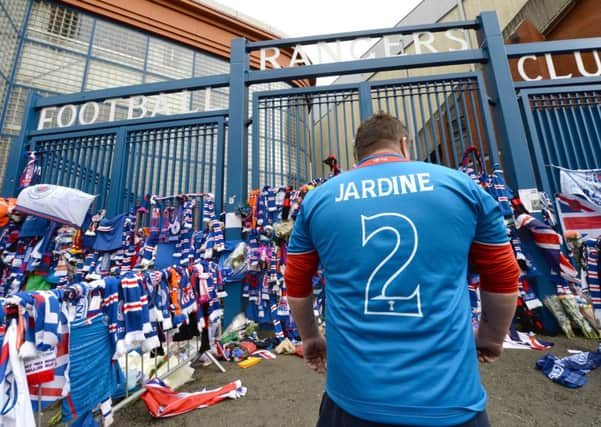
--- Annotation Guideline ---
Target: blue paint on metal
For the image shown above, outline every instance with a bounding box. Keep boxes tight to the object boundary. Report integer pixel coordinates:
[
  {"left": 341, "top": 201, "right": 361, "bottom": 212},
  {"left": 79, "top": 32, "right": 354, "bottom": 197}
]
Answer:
[
  {"left": 0, "top": 1, "right": 19, "bottom": 32},
  {"left": 505, "top": 38, "right": 601, "bottom": 57},
  {"left": 518, "top": 85, "right": 601, "bottom": 196},
  {"left": 214, "top": 118, "right": 226, "bottom": 213},
  {"left": 247, "top": 50, "right": 487, "bottom": 84},
  {"left": 29, "top": 109, "right": 227, "bottom": 136},
  {"left": 35, "top": 75, "right": 229, "bottom": 107},
  {"left": 225, "top": 38, "right": 248, "bottom": 239},
  {"left": 358, "top": 82, "right": 373, "bottom": 121},
  {"left": 80, "top": 19, "right": 97, "bottom": 91},
  {"left": 513, "top": 76, "right": 601, "bottom": 89},
  {"left": 477, "top": 11, "right": 537, "bottom": 190},
  {"left": 107, "top": 127, "right": 128, "bottom": 215}
]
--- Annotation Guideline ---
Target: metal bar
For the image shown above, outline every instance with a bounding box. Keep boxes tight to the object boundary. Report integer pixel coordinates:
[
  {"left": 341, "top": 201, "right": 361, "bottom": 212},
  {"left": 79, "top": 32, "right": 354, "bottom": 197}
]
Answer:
[
  {"left": 190, "top": 126, "right": 199, "bottom": 193},
  {"left": 425, "top": 85, "right": 441, "bottom": 164},
  {"left": 271, "top": 98, "right": 277, "bottom": 185},
  {"left": 582, "top": 91, "right": 601, "bottom": 167},
  {"left": 458, "top": 83, "right": 476, "bottom": 161},
  {"left": 303, "top": 100, "right": 311, "bottom": 180},
  {"left": 294, "top": 98, "right": 301, "bottom": 185},
  {"left": 474, "top": 73, "right": 500, "bottom": 166},
  {"left": 433, "top": 85, "right": 451, "bottom": 166},
  {"left": 251, "top": 93, "right": 261, "bottom": 189},
  {"left": 225, "top": 38, "right": 249, "bottom": 237},
  {"left": 248, "top": 20, "right": 479, "bottom": 49},
  {"left": 35, "top": 75, "right": 230, "bottom": 108},
  {"left": 529, "top": 94, "right": 557, "bottom": 193},
  {"left": 358, "top": 82, "right": 374, "bottom": 122},
  {"left": 442, "top": 83, "right": 459, "bottom": 168},
  {"left": 200, "top": 126, "right": 207, "bottom": 193},
  {"left": 80, "top": 19, "right": 97, "bottom": 91},
  {"left": 215, "top": 120, "right": 226, "bottom": 211},
  {"left": 107, "top": 128, "right": 128, "bottom": 215},
  {"left": 87, "top": 136, "right": 101, "bottom": 195},
  {"left": 247, "top": 50, "right": 487, "bottom": 84},
  {"left": 140, "top": 129, "right": 150, "bottom": 201},
  {"left": 182, "top": 126, "right": 190, "bottom": 194},
  {"left": 178, "top": 126, "right": 186, "bottom": 194},
  {"left": 477, "top": 11, "right": 537, "bottom": 190},
  {"left": 142, "top": 35, "right": 151, "bottom": 83},
  {"left": 130, "top": 131, "right": 141, "bottom": 210},
  {"left": 565, "top": 92, "right": 591, "bottom": 169},
  {"left": 513, "top": 76, "right": 601, "bottom": 90},
  {"left": 0, "top": 1, "right": 20, "bottom": 32},
  {"left": 408, "top": 85, "right": 423, "bottom": 161},
  {"left": 28, "top": 110, "right": 228, "bottom": 137},
  {"left": 342, "top": 94, "right": 351, "bottom": 170},
  {"left": 548, "top": 94, "right": 573, "bottom": 169},
  {"left": 282, "top": 99, "right": 288, "bottom": 185},
  {"left": 170, "top": 127, "right": 177, "bottom": 196},
  {"left": 466, "top": 83, "right": 486, "bottom": 163},
  {"left": 560, "top": 93, "right": 582, "bottom": 169},
  {"left": 505, "top": 38, "right": 601, "bottom": 57},
  {"left": 208, "top": 124, "right": 216, "bottom": 194}
]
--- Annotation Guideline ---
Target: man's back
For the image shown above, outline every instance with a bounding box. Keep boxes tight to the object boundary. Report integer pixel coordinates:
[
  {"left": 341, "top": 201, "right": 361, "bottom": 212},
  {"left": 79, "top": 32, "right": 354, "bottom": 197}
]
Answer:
[{"left": 289, "top": 155, "right": 508, "bottom": 426}]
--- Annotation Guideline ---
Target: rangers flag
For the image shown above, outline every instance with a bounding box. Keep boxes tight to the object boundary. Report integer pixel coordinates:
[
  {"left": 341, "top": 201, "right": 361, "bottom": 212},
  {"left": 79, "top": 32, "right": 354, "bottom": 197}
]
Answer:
[{"left": 555, "top": 193, "right": 601, "bottom": 239}]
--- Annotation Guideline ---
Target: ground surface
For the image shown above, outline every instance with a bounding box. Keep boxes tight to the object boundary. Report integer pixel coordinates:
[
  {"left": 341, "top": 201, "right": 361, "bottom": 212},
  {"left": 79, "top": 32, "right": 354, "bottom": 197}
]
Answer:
[{"left": 111, "top": 335, "right": 601, "bottom": 427}]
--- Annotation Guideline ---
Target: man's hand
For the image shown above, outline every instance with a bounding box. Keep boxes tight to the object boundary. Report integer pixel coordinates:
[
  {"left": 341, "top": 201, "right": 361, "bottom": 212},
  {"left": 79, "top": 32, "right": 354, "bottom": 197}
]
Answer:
[
  {"left": 303, "top": 334, "right": 327, "bottom": 373},
  {"left": 475, "top": 331, "right": 503, "bottom": 363}
]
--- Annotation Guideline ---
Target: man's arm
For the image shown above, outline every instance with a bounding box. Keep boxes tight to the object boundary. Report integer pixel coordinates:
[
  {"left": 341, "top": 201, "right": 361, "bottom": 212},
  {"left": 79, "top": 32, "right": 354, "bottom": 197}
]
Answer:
[
  {"left": 284, "top": 251, "right": 326, "bottom": 373},
  {"left": 469, "top": 241, "right": 520, "bottom": 363}
]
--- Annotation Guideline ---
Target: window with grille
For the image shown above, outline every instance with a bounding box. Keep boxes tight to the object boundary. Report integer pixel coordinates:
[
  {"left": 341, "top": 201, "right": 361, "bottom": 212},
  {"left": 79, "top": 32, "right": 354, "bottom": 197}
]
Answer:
[{"left": 47, "top": 5, "right": 80, "bottom": 39}]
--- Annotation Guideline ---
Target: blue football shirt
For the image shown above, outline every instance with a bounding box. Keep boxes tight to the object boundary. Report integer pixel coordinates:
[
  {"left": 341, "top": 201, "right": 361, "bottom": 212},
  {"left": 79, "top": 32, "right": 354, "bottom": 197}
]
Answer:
[{"left": 288, "top": 154, "right": 508, "bottom": 426}]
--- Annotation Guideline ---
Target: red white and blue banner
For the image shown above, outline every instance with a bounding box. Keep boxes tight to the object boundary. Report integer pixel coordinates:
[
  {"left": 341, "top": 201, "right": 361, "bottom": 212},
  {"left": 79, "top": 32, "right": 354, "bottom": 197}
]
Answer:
[
  {"left": 555, "top": 193, "right": 601, "bottom": 239},
  {"left": 559, "top": 167, "right": 601, "bottom": 209}
]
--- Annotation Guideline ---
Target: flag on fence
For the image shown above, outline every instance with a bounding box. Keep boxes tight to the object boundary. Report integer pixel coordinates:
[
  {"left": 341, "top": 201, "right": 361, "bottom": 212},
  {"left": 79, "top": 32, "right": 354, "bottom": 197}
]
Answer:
[
  {"left": 555, "top": 194, "right": 601, "bottom": 239},
  {"left": 28, "top": 331, "right": 69, "bottom": 412},
  {"left": 559, "top": 167, "right": 601, "bottom": 208},
  {"left": 140, "top": 378, "right": 246, "bottom": 418}
]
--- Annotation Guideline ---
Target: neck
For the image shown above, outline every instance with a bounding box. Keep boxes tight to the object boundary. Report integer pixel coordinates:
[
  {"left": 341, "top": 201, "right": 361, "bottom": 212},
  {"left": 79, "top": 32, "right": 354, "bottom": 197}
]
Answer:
[{"left": 358, "top": 150, "right": 403, "bottom": 162}]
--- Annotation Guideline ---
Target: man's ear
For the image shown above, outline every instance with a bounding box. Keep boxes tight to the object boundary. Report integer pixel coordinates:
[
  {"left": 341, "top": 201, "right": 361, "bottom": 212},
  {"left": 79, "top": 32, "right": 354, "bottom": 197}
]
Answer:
[{"left": 400, "top": 136, "right": 410, "bottom": 159}]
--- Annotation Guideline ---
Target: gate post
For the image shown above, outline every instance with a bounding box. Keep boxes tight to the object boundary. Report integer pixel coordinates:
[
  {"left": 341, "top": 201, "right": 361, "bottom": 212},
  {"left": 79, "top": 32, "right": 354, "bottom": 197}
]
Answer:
[
  {"left": 2, "top": 92, "right": 39, "bottom": 196},
  {"left": 358, "top": 82, "right": 373, "bottom": 121},
  {"left": 226, "top": 38, "right": 249, "bottom": 239},
  {"left": 477, "top": 11, "right": 537, "bottom": 191},
  {"left": 106, "top": 127, "right": 128, "bottom": 216}
]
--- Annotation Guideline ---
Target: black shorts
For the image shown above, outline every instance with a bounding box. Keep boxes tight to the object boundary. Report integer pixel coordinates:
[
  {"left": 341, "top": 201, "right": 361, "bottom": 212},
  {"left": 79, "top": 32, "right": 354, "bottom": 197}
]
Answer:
[{"left": 316, "top": 392, "right": 491, "bottom": 427}]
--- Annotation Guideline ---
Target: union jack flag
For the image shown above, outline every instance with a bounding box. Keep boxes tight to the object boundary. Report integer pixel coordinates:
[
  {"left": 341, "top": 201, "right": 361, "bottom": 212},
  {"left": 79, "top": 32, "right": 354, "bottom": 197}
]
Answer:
[{"left": 555, "top": 194, "right": 601, "bottom": 239}]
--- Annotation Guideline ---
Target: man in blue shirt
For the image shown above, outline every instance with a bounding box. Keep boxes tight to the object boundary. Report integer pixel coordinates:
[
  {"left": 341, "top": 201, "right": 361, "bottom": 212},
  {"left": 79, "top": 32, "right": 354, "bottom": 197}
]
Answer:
[{"left": 285, "top": 113, "right": 519, "bottom": 427}]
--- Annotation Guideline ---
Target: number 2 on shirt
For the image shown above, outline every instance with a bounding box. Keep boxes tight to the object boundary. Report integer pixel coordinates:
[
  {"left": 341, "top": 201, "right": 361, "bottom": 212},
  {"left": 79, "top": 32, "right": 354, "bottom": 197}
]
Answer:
[{"left": 361, "top": 213, "right": 422, "bottom": 317}]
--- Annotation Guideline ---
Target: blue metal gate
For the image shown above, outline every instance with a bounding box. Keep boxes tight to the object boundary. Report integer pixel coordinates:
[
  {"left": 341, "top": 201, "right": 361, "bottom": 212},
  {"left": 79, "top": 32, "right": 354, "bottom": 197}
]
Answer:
[
  {"left": 29, "top": 113, "right": 226, "bottom": 214},
  {"left": 518, "top": 82, "right": 601, "bottom": 196},
  {"left": 5, "top": 76, "right": 229, "bottom": 215},
  {"left": 251, "top": 72, "right": 500, "bottom": 189}
]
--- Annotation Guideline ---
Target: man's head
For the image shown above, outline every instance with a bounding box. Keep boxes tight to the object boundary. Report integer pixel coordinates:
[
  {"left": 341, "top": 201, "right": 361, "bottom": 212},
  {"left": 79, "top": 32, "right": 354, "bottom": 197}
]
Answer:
[{"left": 353, "top": 112, "right": 409, "bottom": 161}]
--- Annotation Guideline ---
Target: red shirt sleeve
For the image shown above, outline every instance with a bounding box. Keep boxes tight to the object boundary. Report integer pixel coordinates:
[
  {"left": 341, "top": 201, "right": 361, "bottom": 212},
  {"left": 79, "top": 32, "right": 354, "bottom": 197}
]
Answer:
[
  {"left": 284, "top": 251, "right": 320, "bottom": 298},
  {"left": 469, "top": 242, "right": 520, "bottom": 294}
]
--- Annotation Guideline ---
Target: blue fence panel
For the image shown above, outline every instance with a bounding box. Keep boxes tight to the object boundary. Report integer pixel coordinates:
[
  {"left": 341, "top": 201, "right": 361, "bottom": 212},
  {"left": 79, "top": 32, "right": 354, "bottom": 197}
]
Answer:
[
  {"left": 120, "top": 117, "right": 225, "bottom": 213},
  {"left": 31, "top": 130, "right": 116, "bottom": 210},
  {"left": 519, "top": 85, "right": 601, "bottom": 196},
  {"left": 369, "top": 72, "right": 500, "bottom": 171},
  {"left": 252, "top": 84, "right": 361, "bottom": 188}
]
